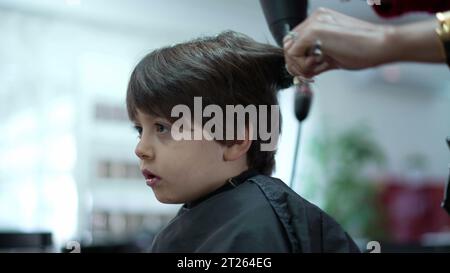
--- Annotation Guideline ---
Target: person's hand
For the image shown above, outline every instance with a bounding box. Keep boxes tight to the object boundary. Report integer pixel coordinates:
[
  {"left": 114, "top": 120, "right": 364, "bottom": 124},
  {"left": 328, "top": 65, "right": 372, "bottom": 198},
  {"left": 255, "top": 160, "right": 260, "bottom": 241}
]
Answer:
[
  {"left": 283, "top": 8, "right": 446, "bottom": 79},
  {"left": 283, "top": 8, "right": 392, "bottom": 78}
]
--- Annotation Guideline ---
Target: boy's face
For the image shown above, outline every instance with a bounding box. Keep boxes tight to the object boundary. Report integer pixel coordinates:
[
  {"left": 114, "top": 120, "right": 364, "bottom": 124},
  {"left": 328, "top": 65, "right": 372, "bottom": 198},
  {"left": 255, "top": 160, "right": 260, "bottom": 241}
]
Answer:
[{"left": 133, "top": 109, "right": 232, "bottom": 204}]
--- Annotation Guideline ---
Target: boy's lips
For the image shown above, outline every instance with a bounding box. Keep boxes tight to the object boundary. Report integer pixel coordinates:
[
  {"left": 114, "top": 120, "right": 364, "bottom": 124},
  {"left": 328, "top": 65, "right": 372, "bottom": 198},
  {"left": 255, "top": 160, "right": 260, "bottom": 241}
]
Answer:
[{"left": 141, "top": 169, "right": 162, "bottom": 188}]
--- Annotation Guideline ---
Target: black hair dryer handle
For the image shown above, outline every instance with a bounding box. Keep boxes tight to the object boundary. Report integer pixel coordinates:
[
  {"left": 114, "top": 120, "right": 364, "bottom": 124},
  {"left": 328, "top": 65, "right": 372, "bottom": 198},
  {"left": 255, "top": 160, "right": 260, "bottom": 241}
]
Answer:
[{"left": 442, "top": 137, "right": 450, "bottom": 215}]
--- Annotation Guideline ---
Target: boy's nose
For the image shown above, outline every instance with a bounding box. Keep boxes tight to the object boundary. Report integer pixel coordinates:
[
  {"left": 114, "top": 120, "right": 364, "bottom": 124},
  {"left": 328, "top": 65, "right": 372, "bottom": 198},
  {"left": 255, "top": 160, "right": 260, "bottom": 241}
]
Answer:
[{"left": 135, "top": 140, "right": 155, "bottom": 160}]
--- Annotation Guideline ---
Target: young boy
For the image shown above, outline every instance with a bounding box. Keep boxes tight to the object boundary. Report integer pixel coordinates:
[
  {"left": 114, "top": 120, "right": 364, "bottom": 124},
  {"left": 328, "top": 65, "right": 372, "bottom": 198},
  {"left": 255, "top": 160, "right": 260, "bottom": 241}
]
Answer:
[{"left": 126, "top": 31, "right": 360, "bottom": 253}]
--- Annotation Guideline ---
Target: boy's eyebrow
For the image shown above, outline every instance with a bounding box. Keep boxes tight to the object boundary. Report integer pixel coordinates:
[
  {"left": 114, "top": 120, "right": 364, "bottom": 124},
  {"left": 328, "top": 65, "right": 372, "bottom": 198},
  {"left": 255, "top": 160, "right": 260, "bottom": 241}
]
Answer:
[
  {"left": 140, "top": 112, "right": 172, "bottom": 124},
  {"left": 131, "top": 110, "right": 172, "bottom": 125},
  {"left": 153, "top": 116, "right": 173, "bottom": 124},
  {"left": 129, "top": 116, "right": 139, "bottom": 124},
  {"left": 130, "top": 117, "right": 144, "bottom": 127}
]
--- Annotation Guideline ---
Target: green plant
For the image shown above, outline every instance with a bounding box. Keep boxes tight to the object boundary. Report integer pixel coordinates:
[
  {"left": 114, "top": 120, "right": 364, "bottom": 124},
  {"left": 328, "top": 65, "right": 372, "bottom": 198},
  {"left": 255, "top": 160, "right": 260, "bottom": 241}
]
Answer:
[{"left": 308, "top": 125, "right": 386, "bottom": 240}]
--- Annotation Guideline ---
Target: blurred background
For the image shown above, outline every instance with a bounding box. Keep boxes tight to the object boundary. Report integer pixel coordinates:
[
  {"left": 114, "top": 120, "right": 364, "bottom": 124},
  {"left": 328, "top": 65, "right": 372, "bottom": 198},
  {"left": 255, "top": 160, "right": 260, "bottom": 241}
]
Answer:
[{"left": 0, "top": 0, "right": 449, "bottom": 253}]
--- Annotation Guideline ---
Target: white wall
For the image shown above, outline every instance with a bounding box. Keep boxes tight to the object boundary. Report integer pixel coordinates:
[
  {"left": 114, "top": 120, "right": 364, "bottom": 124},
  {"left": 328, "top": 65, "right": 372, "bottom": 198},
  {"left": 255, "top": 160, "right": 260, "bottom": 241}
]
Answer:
[{"left": 293, "top": 65, "right": 450, "bottom": 197}]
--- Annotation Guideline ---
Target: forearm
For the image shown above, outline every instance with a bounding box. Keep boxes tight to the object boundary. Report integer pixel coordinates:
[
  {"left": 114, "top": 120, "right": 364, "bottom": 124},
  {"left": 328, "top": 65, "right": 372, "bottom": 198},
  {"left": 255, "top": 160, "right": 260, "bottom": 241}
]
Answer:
[{"left": 383, "top": 19, "right": 446, "bottom": 64}]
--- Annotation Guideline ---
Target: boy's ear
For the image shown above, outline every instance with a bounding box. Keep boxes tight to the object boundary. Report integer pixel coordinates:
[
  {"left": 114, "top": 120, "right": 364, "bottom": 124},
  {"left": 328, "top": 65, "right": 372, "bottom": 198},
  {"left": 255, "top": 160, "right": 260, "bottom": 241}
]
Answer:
[{"left": 223, "top": 126, "right": 253, "bottom": 162}]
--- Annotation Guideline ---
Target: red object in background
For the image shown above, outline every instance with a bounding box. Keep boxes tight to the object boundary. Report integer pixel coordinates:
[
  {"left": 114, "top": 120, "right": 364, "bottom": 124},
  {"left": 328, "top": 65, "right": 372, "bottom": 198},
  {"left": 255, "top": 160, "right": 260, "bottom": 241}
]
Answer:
[
  {"left": 379, "top": 177, "right": 450, "bottom": 243},
  {"left": 372, "top": 0, "right": 450, "bottom": 18}
]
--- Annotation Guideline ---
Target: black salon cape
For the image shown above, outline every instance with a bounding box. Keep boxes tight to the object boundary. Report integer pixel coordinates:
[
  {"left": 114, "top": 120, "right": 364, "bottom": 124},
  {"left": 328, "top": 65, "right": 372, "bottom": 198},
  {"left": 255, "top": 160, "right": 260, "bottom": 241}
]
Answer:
[{"left": 151, "top": 170, "right": 360, "bottom": 253}]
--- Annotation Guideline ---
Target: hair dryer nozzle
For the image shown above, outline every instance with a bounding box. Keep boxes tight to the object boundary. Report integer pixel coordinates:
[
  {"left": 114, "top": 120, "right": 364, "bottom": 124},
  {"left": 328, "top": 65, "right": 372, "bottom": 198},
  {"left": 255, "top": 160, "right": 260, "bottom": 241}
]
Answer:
[{"left": 294, "top": 84, "right": 313, "bottom": 122}]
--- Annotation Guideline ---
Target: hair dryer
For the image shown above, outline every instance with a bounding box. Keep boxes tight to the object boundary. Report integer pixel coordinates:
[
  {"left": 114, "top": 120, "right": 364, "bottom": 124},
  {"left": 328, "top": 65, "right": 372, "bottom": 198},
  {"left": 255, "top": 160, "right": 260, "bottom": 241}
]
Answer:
[
  {"left": 260, "top": 0, "right": 312, "bottom": 122},
  {"left": 260, "top": 0, "right": 308, "bottom": 46},
  {"left": 442, "top": 137, "right": 450, "bottom": 215}
]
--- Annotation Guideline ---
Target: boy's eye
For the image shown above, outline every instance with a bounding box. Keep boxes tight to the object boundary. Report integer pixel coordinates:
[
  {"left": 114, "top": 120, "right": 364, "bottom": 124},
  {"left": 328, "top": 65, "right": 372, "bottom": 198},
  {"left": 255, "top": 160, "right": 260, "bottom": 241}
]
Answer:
[
  {"left": 134, "top": 125, "right": 143, "bottom": 138},
  {"left": 155, "top": 123, "right": 169, "bottom": 134}
]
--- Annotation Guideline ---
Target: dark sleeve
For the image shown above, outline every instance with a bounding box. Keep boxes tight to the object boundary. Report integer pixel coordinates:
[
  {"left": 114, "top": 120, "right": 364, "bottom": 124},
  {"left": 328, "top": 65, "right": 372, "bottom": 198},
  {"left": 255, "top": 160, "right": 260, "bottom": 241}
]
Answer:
[
  {"left": 248, "top": 176, "right": 360, "bottom": 253},
  {"left": 319, "top": 212, "right": 361, "bottom": 253},
  {"left": 298, "top": 198, "right": 360, "bottom": 253},
  {"left": 373, "top": 0, "right": 450, "bottom": 18}
]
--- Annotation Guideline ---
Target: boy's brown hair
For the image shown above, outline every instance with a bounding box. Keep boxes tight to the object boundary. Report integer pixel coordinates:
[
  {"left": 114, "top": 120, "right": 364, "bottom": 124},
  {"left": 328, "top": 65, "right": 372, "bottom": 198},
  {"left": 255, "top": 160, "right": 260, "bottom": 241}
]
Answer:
[{"left": 126, "top": 31, "right": 292, "bottom": 175}]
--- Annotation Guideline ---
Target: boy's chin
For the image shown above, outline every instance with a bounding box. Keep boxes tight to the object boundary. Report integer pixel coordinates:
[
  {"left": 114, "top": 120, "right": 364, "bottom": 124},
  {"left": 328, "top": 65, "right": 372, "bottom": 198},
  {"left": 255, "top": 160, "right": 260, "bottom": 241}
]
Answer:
[{"left": 153, "top": 192, "right": 184, "bottom": 204}]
